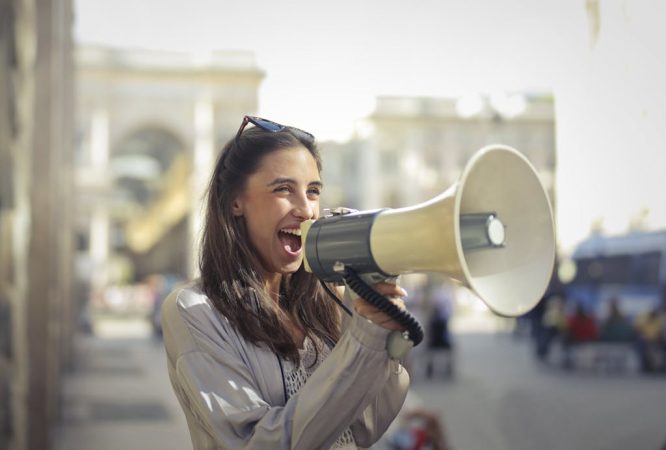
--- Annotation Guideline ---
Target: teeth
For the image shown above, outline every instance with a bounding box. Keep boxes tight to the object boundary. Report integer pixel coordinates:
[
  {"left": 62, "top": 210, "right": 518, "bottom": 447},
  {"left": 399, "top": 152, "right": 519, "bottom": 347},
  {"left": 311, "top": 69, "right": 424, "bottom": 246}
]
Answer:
[{"left": 281, "top": 228, "right": 301, "bottom": 236}]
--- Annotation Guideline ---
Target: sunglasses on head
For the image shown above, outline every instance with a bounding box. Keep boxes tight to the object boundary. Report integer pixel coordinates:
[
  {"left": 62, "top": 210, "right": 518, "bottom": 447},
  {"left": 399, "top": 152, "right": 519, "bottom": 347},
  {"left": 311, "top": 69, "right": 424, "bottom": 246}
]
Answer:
[{"left": 235, "top": 116, "right": 315, "bottom": 143}]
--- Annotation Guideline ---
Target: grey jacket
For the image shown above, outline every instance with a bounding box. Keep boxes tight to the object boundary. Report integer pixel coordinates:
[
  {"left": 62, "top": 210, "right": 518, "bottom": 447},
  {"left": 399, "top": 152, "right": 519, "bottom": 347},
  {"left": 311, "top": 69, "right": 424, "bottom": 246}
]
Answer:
[{"left": 161, "top": 282, "right": 410, "bottom": 450}]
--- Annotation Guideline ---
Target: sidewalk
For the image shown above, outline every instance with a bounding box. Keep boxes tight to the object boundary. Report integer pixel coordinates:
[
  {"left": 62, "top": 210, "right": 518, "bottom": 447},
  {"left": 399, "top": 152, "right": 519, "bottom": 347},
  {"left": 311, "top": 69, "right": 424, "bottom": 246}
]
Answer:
[
  {"left": 54, "top": 313, "right": 666, "bottom": 450},
  {"left": 51, "top": 313, "right": 499, "bottom": 450},
  {"left": 53, "top": 317, "right": 191, "bottom": 450}
]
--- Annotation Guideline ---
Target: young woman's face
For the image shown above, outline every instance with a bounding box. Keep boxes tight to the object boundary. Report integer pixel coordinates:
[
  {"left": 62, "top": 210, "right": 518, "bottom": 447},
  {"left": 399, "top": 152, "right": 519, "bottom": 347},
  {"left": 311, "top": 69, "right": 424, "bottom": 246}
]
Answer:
[{"left": 233, "top": 145, "right": 322, "bottom": 276}]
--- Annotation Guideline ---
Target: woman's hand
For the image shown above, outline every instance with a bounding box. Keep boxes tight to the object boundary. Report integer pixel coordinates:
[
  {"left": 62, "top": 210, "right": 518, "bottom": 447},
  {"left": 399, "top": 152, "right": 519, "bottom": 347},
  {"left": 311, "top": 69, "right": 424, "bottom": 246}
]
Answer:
[{"left": 353, "top": 282, "right": 408, "bottom": 331}]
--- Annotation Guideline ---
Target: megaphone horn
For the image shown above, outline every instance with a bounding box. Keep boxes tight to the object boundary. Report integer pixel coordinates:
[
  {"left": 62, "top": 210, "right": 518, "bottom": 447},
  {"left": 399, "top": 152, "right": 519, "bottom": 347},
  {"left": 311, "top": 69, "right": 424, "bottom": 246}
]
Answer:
[{"left": 301, "top": 144, "right": 556, "bottom": 318}]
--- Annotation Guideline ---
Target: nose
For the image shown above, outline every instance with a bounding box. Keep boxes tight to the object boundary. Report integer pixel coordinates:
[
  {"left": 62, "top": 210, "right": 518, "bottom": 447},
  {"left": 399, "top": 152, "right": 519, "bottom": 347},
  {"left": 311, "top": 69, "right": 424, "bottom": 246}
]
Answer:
[{"left": 292, "top": 195, "right": 316, "bottom": 220}]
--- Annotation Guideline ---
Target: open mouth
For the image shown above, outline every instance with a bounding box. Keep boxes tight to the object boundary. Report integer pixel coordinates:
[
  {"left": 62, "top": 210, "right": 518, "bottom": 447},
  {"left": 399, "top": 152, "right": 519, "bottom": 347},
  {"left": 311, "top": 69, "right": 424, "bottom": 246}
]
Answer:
[{"left": 278, "top": 228, "right": 302, "bottom": 253}]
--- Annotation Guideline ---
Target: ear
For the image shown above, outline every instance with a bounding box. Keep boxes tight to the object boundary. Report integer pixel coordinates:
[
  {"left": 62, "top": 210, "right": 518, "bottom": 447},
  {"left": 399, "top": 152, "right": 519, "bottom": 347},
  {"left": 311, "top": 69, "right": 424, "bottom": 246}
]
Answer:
[{"left": 231, "top": 198, "right": 244, "bottom": 216}]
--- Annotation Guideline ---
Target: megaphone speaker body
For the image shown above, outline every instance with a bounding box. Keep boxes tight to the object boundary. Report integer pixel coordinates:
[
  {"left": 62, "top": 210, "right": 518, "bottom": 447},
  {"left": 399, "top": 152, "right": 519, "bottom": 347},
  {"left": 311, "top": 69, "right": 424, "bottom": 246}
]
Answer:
[{"left": 302, "top": 145, "right": 556, "bottom": 317}]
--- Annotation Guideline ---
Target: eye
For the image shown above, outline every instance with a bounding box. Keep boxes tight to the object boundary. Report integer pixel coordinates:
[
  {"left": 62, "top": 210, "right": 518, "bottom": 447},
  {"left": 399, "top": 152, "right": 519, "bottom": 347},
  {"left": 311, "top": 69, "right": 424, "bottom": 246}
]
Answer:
[
  {"left": 273, "top": 185, "right": 292, "bottom": 194},
  {"left": 307, "top": 186, "right": 321, "bottom": 198}
]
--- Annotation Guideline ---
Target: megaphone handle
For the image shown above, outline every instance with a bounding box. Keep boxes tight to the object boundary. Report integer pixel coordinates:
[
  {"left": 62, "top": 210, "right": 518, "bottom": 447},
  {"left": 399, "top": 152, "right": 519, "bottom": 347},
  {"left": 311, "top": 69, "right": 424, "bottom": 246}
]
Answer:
[{"left": 343, "top": 268, "right": 424, "bottom": 354}]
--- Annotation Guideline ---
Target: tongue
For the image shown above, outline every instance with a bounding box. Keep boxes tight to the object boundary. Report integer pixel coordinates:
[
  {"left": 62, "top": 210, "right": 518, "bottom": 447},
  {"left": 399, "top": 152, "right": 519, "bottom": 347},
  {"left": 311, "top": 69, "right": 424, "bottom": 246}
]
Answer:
[{"left": 279, "top": 232, "right": 302, "bottom": 252}]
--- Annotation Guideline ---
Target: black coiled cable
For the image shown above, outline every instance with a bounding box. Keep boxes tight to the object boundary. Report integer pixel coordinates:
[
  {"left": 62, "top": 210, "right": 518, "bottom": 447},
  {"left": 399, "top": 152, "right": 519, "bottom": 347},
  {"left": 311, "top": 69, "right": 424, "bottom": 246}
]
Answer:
[{"left": 342, "top": 267, "right": 424, "bottom": 347}]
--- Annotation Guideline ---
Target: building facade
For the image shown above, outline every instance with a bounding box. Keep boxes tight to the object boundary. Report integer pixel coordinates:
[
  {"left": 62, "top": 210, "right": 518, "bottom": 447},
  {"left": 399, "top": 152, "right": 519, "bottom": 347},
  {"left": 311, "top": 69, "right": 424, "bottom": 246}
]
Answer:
[
  {"left": 74, "top": 45, "right": 265, "bottom": 295},
  {"left": 0, "top": 1, "right": 75, "bottom": 448},
  {"left": 1, "top": 27, "right": 265, "bottom": 447},
  {"left": 321, "top": 94, "right": 556, "bottom": 214}
]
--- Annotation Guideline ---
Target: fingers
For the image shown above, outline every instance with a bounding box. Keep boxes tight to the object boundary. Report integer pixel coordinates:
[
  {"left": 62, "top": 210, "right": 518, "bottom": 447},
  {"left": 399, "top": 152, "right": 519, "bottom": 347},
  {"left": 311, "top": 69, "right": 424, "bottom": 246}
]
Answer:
[
  {"left": 356, "top": 303, "right": 405, "bottom": 330},
  {"left": 355, "top": 297, "right": 405, "bottom": 313},
  {"left": 353, "top": 285, "right": 406, "bottom": 316},
  {"left": 370, "top": 282, "right": 408, "bottom": 299}
]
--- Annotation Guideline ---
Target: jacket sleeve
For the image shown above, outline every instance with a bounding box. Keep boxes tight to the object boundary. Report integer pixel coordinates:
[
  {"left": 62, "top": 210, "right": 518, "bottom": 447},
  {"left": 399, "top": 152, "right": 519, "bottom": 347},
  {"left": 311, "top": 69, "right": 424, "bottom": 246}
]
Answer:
[
  {"left": 289, "top": 313, "right": 410, "bottom": 449},
  {"left": 340, "top": 289, "right": 411, "bottom": 447},
  {"left": 162, "top": 289, "right": 410, "bottom": 450},
  {"left": 349, "top": 361, "right": 410, "bottom": 448}
]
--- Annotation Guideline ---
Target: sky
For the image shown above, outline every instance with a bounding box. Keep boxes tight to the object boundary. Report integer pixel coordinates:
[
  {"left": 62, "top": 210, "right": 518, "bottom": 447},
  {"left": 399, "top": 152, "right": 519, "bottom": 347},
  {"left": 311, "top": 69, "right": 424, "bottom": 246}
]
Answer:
[
  {"left": 74, "top": 0, "right": 666, "bottom": 254},
  {"left": 73, "top": 0, "right": 568, "bottom": 139}
]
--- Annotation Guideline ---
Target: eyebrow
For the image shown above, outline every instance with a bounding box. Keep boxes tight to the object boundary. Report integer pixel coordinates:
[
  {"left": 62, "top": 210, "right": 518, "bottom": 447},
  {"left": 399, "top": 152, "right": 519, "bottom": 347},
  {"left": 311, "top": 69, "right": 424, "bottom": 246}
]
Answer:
[{"left": 267, "top": 177, "right": 323, "bottom": 188}]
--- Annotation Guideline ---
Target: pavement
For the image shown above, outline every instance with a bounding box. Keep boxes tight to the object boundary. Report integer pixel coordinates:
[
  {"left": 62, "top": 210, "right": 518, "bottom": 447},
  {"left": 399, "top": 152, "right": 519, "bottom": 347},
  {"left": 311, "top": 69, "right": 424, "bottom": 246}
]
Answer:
[
  {"left": 53, "top": 317, "right": 191, "bottom": 450},
  {"left": 53, "top": 313, "right": 666, "bottom": 450}
]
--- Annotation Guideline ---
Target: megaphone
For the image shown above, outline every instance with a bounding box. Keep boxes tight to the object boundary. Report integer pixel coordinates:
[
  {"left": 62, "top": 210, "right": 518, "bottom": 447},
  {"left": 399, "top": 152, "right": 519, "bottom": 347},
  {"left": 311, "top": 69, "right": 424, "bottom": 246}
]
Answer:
[{"left": 301, "top": 145, "right": 555, "bottom": 319}]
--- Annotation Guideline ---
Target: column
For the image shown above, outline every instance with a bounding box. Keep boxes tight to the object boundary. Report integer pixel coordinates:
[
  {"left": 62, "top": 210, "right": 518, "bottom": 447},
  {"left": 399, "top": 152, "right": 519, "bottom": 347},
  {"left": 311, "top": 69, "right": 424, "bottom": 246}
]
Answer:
[{"left": 189, "top": 91, "right": 214, "bottom": 278}]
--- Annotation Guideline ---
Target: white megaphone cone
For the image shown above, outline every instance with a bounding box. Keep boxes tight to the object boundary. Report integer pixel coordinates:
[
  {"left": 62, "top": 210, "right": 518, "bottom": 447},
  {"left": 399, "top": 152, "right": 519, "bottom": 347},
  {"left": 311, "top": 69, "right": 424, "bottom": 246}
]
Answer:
[
  {"left": 370, "top": 145, "right": 555, "bottom": 316},
  {"left": 302, "top": 144, "right": 556, "bottom": 318}
]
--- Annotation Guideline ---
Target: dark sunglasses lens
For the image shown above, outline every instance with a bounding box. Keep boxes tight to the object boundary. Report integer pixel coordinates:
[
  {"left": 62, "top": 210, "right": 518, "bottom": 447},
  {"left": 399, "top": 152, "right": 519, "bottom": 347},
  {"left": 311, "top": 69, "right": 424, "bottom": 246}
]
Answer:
[
  {"left": 241, "top": 116, "right": 315, "bottom": 142},
  {"left": 251, "top": 117, "right": 284, "bottom": 132},
  {"left": 287, "top": 127, "right": 315, "bottom": 142}
]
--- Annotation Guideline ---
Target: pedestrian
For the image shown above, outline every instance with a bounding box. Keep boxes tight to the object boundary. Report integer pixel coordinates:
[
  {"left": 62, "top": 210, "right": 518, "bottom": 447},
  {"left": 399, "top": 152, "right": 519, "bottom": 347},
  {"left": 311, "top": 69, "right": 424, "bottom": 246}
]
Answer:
[
  {"left": 536, "top": 292, "right": 567, "bottom": 360},
  {"left": 424, "top": 280, "right": 454, "bottom": 378},
  {"left": 562, "top": 302, "right": 598, "bottom": 368},
  {"left": 634, "top": 306, "right": 665, "bottom": 372},
  {"left": 598, "top": 298, "right": 633, "bottom": 342},
  {"left": 160, "top": 116, "right": 410, "bottom": 449}
]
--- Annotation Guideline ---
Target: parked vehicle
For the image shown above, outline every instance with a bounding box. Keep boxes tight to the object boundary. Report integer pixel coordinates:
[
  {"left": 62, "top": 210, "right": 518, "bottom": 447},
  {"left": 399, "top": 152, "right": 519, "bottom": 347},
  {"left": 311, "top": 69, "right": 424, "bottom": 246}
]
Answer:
[{"left": 563, "top": 229, "right": 666, "bottom": 320}]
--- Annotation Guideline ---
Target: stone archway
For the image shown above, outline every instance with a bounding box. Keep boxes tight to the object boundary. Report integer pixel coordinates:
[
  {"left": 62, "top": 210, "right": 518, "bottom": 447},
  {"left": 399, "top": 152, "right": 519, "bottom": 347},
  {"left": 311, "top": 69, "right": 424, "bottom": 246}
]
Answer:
[
  {"left": 111, "top": 127, "right": 183, "bottom": 207},
  {"left": 110, "top": 127, "right": 191, "bottom": 280}
]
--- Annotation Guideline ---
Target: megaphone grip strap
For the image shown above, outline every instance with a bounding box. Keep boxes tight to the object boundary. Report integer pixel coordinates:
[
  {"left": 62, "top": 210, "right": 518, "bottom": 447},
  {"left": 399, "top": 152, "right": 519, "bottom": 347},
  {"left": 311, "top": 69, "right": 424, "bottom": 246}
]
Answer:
[{"left": 343, "top": 268, "right": 424, "bottom": 347}]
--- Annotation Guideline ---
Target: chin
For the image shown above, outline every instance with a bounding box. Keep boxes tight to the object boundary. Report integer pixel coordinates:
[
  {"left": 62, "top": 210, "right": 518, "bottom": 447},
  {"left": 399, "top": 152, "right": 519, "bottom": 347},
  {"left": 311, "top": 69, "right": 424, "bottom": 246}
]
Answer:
[
  {"left": 281, "top": 265, "right": 301, "bottom": 274},
  {"left": 280, "top": 259, "right": 304, "bottom": 274}
]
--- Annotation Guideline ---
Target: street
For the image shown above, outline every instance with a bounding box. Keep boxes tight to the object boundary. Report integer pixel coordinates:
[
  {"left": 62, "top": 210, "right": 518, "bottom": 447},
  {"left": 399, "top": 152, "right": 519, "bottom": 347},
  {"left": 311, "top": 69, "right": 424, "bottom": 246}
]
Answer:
[
  {"left": 54, "top": 314, "right": 666, "bottom": 450},
  {"left": 409, "top": 331, "right": 666, "bottom": 450}
]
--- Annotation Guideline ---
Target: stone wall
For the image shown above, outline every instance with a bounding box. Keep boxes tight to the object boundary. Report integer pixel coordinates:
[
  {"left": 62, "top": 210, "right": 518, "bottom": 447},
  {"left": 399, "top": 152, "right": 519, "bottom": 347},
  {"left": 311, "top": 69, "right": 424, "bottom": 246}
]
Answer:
[{"left": 0, "top": 0, "right": 75, "bottom": 449}]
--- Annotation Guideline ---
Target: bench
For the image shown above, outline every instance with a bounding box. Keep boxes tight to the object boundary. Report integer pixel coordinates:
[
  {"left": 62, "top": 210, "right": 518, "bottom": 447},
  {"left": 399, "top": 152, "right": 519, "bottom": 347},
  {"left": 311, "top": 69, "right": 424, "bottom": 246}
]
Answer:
[{"left": 559, "top": 340, "right": 639, "bottom": 373}]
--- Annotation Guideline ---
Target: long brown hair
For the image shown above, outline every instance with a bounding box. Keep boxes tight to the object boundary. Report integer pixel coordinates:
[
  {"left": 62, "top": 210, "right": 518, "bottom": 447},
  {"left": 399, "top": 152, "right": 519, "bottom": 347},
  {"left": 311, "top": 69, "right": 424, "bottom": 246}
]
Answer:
[{"left": 200, "top": 126, "right": 341, "bottom": 363}]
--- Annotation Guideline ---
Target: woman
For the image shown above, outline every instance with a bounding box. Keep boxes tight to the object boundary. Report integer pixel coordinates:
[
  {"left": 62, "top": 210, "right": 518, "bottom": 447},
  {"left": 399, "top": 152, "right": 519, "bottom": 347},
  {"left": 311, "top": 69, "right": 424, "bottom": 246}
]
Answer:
[{"left": 161, "top": 116, "right": 411, "bottom": 449}]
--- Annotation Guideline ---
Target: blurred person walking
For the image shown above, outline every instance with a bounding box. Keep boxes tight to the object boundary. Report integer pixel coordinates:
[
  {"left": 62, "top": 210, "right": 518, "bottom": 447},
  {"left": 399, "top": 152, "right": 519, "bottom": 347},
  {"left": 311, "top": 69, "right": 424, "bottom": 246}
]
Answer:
[
  {"left": 535, "top": 291, "right": 567, "bottom": 360},
  {"left": 635, "top": 306, "right": 665, "bottom": 372},
  {"left": 424, "top": 281, "right": 454, "bottom": 378}
]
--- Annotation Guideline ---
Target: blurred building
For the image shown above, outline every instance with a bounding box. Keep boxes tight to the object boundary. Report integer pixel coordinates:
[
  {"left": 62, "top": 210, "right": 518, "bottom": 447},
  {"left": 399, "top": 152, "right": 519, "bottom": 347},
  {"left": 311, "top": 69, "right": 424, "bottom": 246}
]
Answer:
[
  {"left": 74, "top": 45, "right": 265, "bottom": 295},
  {"left": 318, "top": 94, "right": 556, "bottom": 322},
  {"left": 2, "top": 20, "right": 266, "bottom": 448},
  {"left": 321, "top": 94, "right": 556, "bottom": 212},
  {"left": 0, "top": 1, "right": 75, "bottom": 449}
]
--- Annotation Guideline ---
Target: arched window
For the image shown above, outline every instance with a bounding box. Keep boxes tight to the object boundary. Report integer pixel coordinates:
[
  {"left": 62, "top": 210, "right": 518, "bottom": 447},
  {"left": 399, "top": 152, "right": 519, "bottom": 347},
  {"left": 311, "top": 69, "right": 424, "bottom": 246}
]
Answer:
[{"left": 111, "top": 128, "right": 183, "bottom": 206}]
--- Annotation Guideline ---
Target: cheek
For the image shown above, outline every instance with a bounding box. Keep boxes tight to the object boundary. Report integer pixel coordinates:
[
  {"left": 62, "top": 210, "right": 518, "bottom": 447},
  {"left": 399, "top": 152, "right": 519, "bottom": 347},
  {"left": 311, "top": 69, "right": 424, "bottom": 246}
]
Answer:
[
  {"left": 244, "top": 203, "right": 279, "bottom": 239},
  {"left": 311, "top": 199, "right": 321, "bottom": 219},
  {"left": 243, "top": 219, "right": 273, "bottom": 260}
]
